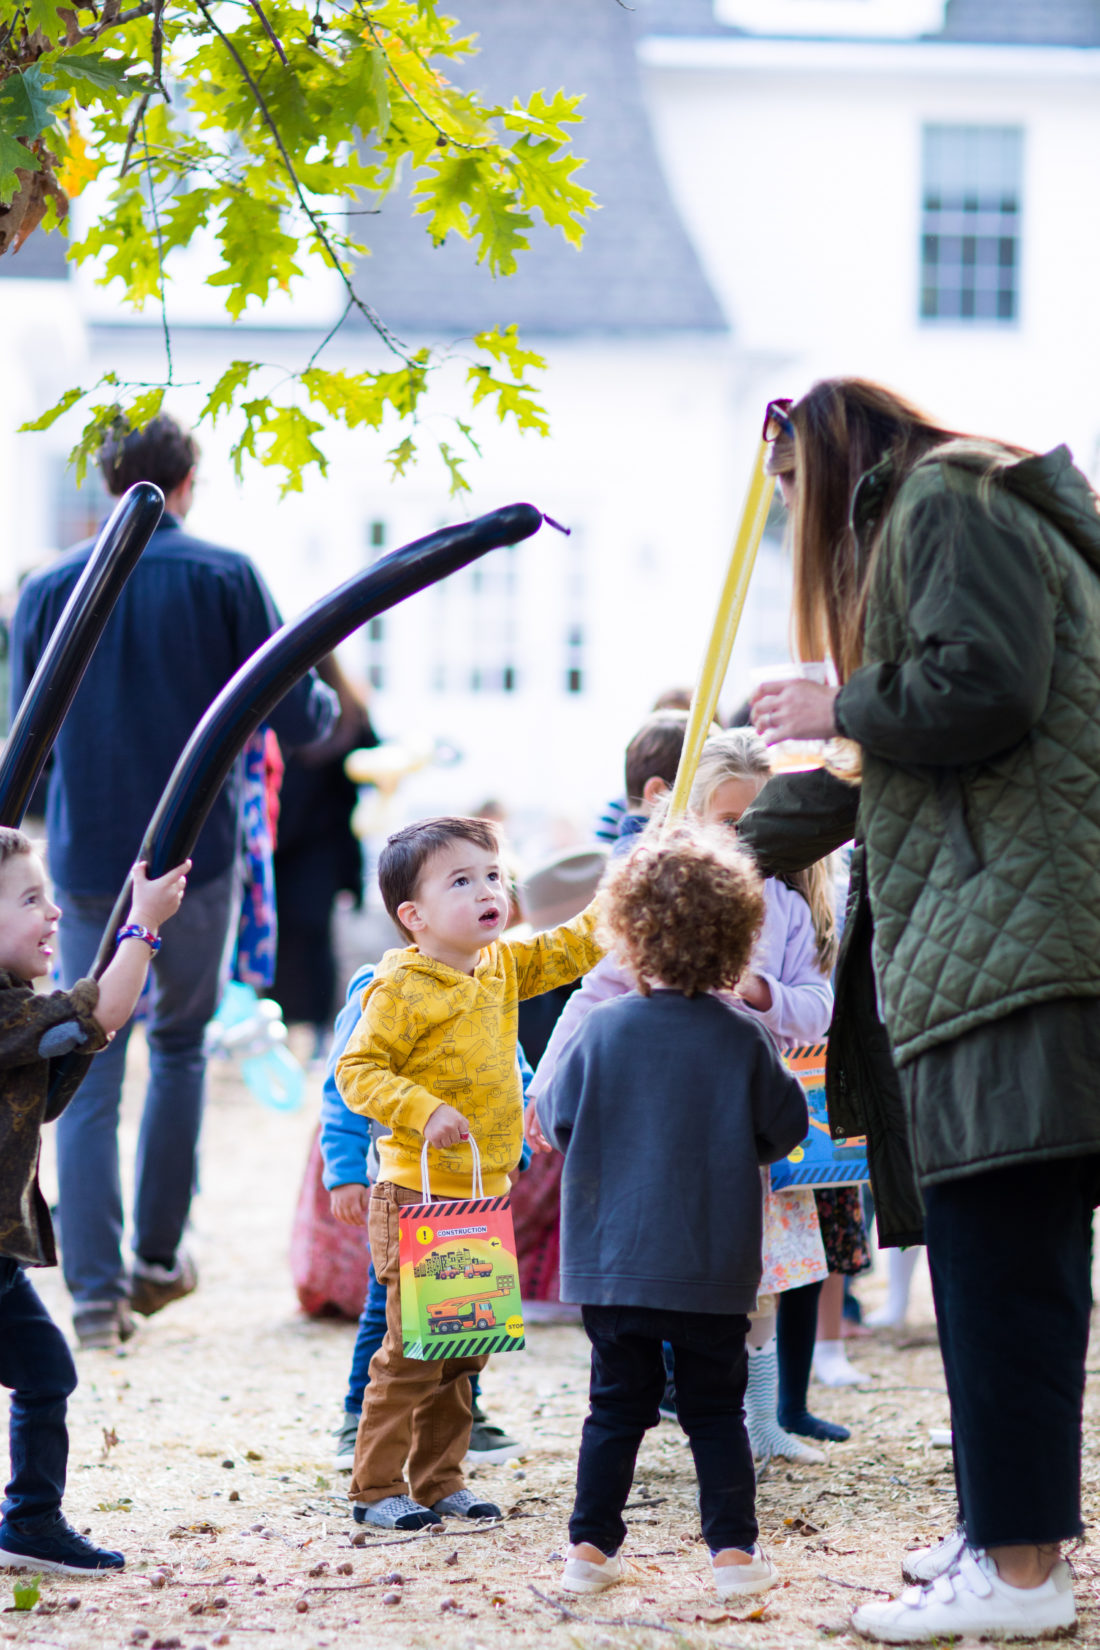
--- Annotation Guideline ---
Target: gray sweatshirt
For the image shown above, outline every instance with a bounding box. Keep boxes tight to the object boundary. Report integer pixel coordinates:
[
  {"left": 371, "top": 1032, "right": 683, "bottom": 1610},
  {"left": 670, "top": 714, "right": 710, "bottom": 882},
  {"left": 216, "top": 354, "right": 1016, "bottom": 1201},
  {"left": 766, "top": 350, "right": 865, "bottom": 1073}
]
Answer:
[{"left": 536, "top": 989, "right": 809, "bottom": 1314}]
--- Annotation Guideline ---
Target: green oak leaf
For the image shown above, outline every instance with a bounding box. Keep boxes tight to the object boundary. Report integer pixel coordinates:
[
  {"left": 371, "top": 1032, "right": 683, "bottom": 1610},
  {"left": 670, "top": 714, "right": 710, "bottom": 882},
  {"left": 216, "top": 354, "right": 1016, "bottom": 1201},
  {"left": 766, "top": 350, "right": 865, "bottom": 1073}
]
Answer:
[
  {"left": 438, "top": 440, "right": 471, "bottom": 496},
  {"left": 0, "top": 130, "right": 39, "bottom": 206},
  {"left": 200, "top": 361, "right": 260, "bottom": 427},
  {"left": 386, "top": 435, "right": 417, "bottom": 477},
  {"left": 47, "top": 51, "right": 140, "bottom": 94},
  {"left": 473, "top": 324, "right": 547, "bottom": 378},
  {"left": 19, "top": 385, "right": 86, "bottom": 433},
  {"left": 0, "top": 66, "right": 69, "bottom": 138}
]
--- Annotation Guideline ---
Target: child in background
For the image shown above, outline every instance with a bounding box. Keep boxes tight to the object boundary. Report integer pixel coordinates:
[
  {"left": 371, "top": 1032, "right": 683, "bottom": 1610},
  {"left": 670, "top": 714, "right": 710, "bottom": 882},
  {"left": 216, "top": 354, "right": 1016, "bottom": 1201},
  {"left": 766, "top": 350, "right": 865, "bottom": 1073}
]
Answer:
[
  {"left": 537, "top": 827, "right": 808, "bottom": 1597},
  {"left": 592, "top": 691, "right": 694, "bottom": 847},
  {"left": 609, "top": 710, "right": 705, "bottom": 856},
  {"left": 335, "top": 816, "right": 603, "bottom": 1530},
  {"left": 529, "top": 729, "right": 836, "bottom": 1463},
  {"left": 0, "top": 830, "right": 189, "bottom": 1575},
  {"left": 690, "top": 733, "right": 846, "bottom": 1454},
  {"left": 321, "top": 961, "right": 524, "bottom": 1471}
]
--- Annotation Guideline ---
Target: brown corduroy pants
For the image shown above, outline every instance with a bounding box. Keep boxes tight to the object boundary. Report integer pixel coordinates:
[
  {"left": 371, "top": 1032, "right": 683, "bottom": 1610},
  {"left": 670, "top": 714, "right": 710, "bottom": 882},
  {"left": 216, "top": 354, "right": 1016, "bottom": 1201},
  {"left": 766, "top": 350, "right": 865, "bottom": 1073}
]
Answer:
[{"left": 349, "top": 1181, "right": 489, "bottom": 1509}]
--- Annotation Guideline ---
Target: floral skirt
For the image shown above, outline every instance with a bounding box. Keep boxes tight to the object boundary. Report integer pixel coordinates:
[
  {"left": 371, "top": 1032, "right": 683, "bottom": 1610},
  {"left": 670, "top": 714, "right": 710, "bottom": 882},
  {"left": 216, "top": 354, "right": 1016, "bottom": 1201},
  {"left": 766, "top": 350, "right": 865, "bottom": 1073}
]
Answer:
[
  {"left": 814, "top": 1184, "right": 871, "bottom": 1275},
  {"left": 760, "top": 1170, "right": 829, "bottom": 1295}
]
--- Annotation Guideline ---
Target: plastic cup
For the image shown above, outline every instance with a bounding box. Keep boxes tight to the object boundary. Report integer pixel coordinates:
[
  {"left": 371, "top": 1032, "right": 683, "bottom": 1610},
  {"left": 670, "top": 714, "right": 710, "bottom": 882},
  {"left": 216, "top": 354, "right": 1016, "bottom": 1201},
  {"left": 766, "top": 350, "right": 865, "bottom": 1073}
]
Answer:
[{"left": 750, "top": 662, "right": 830, "bottom": 771}]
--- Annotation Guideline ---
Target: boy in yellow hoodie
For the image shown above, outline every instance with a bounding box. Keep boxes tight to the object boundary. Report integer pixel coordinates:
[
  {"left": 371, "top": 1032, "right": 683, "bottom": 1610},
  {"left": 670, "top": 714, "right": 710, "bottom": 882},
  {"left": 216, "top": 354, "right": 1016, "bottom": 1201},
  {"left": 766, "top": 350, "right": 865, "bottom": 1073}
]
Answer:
[{"left": 335, "top": 815, "right": 603, "bottom": 1529}]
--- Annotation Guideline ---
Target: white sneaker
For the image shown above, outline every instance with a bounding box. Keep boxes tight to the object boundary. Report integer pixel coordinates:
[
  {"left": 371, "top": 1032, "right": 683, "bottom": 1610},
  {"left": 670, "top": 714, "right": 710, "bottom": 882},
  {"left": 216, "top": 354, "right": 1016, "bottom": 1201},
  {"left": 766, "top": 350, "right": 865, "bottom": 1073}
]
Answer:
[
  {"left": 864, "top": 1303, "right": 905, "bottom": 1329},
  {"left": 901, "top": 1527, "right": 966, "bottom": 1584},
  {"left": 561, "top": 1546, "right": 622, "bottom": 1593},
  {"left": 852, "top": 1548, "right": 1076, "bottom": 1643},
  {"left": 712, "top": 1544, "right": 779, "bottom": 1598},
  {"left": 812, "top": 1340, "right": 867, "bottom": 1387},
  {"left": 748, "top": 1422, "right": 825, "bottom": 1466}
]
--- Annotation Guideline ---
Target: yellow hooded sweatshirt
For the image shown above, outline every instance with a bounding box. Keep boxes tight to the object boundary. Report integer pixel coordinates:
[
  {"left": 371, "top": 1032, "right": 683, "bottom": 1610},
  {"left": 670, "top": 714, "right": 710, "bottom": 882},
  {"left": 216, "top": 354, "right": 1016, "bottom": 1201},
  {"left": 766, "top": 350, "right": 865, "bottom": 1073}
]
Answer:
[{"left": 334, "top": 904, "right": 602, "bottom": 1198}]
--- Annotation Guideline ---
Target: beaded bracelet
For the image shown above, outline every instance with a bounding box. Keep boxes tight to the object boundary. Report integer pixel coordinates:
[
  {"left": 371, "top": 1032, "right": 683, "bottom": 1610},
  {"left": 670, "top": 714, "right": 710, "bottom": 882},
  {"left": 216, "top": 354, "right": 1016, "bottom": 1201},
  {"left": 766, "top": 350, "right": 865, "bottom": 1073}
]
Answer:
[{"left": 115, "top": 923, "right": 162, "bottom": 954}]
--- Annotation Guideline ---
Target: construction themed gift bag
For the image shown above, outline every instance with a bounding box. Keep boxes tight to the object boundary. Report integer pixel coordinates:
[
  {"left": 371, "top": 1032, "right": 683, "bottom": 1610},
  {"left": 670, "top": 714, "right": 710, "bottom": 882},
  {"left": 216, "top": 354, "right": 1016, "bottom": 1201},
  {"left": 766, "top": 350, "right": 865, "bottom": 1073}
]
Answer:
[
  {"left": 770, "top": 1042, "right": 870, "bottom": 1190},
  {"left": 398, "top": 1138, "right": 526, "bottom": 1362}
]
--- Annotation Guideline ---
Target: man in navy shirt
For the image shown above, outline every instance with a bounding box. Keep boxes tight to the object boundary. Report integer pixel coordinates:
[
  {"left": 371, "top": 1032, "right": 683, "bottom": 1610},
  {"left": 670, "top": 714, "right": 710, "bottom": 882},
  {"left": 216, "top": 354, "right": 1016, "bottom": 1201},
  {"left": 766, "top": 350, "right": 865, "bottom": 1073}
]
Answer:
[{"left": 12, "top": 416, "right": 335, "bottom": 1348}]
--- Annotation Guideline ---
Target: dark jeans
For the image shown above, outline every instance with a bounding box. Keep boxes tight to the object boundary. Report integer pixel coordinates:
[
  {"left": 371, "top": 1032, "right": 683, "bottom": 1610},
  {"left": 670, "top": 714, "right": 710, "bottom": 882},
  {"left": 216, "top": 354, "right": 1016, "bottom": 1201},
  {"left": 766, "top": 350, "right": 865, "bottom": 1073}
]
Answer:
[
  {"left": 572, "top": 1304, "right": 756, "bottom": 1557},
  {"left": 346, "top": 1261, "right": 390, "bottom": 1413},
  {"left": 923, "top": 1155, "right": 1099, "bottom": 1549},
  {"left": 55, "top": 870, "right": 236, "bottom": 1303},
  {"left": 0, "top": 1259, "right": 76, "bottom": 1528}
]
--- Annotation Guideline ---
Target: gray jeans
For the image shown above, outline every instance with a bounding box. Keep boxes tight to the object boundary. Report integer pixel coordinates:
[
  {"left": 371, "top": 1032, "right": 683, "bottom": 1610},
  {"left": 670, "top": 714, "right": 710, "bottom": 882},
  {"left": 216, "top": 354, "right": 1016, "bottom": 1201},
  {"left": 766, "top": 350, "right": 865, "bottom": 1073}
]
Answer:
[{"left": 55, "top": 869, "right": 237, "bottom": 1305}]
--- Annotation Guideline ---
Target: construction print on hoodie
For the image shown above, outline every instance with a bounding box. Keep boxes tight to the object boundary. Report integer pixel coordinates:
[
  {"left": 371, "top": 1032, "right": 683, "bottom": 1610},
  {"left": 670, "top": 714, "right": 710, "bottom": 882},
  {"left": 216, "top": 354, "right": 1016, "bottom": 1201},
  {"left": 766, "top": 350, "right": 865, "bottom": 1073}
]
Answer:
[{"left": 334, "top": 904, "right": 603, "bottom": 1201}]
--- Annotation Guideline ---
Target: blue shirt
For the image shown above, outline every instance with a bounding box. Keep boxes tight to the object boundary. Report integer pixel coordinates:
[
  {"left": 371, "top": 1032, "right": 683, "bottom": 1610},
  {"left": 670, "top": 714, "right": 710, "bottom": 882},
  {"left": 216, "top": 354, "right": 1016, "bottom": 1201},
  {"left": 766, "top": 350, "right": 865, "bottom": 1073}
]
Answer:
[{"left": 11, "top": 517, "right": 335, "bottom": 894}]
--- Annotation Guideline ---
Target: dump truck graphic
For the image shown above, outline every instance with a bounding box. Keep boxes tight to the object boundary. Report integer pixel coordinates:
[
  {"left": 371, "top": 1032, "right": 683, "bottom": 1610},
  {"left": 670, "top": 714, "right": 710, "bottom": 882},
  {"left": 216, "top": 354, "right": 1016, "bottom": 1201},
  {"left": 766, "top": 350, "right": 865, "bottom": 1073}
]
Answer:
[{"left": 425, "top": 1274, "right": 516, "bottom": 1335}]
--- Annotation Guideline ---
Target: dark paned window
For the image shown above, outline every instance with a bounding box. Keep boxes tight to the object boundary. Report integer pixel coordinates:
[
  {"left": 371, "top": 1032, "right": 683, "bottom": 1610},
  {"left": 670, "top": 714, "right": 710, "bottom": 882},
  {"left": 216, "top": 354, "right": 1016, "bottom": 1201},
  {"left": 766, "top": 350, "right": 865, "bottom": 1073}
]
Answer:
[{"left": 921, "top": 125, "right": 1022, "bottom": 323}]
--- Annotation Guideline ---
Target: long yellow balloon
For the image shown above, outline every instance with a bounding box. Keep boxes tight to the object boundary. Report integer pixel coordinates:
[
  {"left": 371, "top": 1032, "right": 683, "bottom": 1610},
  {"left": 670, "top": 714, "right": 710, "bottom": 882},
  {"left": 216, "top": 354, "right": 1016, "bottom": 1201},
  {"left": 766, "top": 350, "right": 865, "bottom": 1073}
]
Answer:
[{"left": 664, "top": 437, "right": 776, "bottom": 825}]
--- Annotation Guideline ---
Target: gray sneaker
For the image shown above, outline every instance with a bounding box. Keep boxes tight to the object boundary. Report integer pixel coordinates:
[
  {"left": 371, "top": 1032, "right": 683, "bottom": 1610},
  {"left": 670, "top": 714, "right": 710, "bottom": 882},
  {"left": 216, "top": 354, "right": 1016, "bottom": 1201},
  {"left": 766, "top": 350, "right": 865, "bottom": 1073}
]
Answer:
[
  {"left": 431, "top": 1489, "right": 502, "bottom": 1520},
  {"left": 464, "top": 1418, "right": 522, "bottom": 1465},
  {"left": 130, "top": 1250, "right": 198, "bottom": 1318},
  {"left": 352, "top": 1496, "right": 441, "bottom": 1531},
  {"left": 333, "top": 1413, "right": 359, "bottom": 1472},
  {"left": 72, "top": 1301, "right": 136, "bottom": 1351}
]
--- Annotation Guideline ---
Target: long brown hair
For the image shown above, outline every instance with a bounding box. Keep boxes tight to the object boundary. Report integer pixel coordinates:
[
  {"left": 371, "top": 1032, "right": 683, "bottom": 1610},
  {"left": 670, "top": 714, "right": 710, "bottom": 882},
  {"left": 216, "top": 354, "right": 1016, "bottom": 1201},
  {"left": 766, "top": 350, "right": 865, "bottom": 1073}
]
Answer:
[{"left": 786, "top": 380, "right": 963, "bottom": 682}]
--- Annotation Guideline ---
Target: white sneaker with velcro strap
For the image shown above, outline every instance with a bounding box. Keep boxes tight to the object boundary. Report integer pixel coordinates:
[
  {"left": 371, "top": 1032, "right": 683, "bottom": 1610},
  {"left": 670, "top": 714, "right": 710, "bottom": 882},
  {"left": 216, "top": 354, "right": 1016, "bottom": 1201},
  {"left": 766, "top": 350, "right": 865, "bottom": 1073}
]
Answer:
[
  {"left": 900, "top": 1526, "right": 966, "bottom": 1584},
  {"left": 852, "top": 1547, "right": 1076, "bottom": 1643}
]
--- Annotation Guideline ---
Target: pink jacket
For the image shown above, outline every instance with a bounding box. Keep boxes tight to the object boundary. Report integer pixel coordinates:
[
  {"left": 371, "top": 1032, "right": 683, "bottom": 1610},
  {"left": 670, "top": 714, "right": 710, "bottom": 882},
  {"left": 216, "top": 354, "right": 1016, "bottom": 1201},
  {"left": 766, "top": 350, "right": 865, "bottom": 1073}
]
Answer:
[{"left": 530, "top": 876, "right": 833, "bottom": 1098}]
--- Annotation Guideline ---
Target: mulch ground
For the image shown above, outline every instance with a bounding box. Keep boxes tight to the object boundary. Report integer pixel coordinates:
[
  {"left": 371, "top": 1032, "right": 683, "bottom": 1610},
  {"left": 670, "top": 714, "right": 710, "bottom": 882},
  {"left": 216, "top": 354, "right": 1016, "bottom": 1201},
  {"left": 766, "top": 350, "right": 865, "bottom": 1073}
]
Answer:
[{"left": 12, "top": 1037, "right": 1100, "bottom": 1650}]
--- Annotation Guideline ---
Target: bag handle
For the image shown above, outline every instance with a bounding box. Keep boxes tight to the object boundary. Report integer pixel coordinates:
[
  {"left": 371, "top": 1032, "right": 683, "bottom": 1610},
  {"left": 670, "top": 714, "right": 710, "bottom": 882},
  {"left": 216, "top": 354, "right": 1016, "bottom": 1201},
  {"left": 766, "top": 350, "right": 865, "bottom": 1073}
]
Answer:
[{"left": 419, "top": 1133, "right": 484, "bottom": 1202}]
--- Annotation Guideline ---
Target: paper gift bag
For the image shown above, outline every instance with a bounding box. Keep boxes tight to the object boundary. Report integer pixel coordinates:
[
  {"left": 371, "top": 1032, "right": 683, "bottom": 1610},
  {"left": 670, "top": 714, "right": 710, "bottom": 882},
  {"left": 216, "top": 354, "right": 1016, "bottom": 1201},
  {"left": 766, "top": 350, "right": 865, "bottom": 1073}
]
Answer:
[
  {"left": 770, "top": 1042, "right": 870, "bottom": 1190},
  {"left": 289, "top": 1126, "right": 371, "bottom": 1320},
  {"left": 398, "top": 1138, "right": 526, "bottom": 1362}
]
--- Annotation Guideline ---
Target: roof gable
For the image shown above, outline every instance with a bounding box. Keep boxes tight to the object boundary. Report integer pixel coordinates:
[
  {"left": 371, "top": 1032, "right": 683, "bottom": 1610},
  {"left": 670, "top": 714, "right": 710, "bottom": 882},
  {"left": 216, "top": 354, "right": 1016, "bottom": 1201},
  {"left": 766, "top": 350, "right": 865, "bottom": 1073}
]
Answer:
[
  {"left": 349, "top": 0, "right": 726, "bottom": 339},
  {"left": 638, "top": 0, "right": 1100, "bottom": 46}
]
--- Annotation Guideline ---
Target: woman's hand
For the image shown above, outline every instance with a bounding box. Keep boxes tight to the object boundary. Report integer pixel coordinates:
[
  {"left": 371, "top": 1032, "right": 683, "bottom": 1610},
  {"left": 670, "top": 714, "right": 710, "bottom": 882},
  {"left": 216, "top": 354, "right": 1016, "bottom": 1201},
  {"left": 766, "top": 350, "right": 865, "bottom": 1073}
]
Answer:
[{"left": 751, "top": 680, "right": 840, "bottom": 744}]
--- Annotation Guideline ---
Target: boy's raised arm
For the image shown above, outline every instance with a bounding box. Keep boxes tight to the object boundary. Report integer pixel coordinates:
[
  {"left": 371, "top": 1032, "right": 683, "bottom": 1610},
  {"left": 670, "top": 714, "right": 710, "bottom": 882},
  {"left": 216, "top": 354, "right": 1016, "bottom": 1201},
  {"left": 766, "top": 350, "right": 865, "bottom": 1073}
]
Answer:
[{"left": 509, "top": 897, "right": 604, "bottom": 1001}]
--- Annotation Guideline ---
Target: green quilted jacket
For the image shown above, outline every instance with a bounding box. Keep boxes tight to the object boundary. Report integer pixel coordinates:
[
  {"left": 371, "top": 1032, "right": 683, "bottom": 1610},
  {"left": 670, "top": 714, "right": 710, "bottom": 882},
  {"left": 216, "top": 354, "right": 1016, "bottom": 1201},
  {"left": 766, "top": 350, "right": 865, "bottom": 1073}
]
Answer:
[
  {"left": 741, "top": 444, "right": 1100, "bottom": 1243},
  {"left": 835, "top": 443, "right": 1100, "bottom": 1065}
]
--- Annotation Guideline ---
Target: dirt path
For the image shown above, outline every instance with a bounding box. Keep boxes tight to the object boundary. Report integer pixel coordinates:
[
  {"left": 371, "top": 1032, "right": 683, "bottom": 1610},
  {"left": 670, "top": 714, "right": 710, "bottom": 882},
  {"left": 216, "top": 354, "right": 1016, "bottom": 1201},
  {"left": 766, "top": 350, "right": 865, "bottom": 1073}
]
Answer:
[{"left": 12, "top": 1042, "right": 1100, "bottom": 1649}]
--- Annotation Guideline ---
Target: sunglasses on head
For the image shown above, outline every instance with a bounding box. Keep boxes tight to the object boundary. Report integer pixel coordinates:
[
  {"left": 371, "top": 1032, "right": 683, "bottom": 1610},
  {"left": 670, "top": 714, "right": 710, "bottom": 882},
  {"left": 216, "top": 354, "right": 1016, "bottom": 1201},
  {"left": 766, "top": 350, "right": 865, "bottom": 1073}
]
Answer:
[{"left": 763, "top": 398, "right": 795, "bottom": 442}]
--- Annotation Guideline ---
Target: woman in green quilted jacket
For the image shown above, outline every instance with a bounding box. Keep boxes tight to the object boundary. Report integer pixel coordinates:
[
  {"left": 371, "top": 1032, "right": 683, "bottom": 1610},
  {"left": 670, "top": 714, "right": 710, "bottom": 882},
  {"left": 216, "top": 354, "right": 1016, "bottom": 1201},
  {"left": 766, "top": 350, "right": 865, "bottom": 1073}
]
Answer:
[{"left": 746, "top": 379, "right": 1100, "bottom": 1645}]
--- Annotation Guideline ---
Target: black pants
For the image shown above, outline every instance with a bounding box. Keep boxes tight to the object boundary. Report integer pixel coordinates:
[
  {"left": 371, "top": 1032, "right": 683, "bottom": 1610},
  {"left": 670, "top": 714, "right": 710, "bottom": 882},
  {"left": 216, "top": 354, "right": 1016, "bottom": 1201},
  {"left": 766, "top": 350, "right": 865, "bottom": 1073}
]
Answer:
[
  {"left": 923, "top": 1155, "right": 1098, "bottom": 1549},
  {"left": 776, "top": 1277, "right": 824, "bottom": 1427},
  {"left": 571, "top": 1304, "right": 756, "bottom": 1557},
  {"left": 0, "top": 1259, "right": 77, "bottom": 1529}
]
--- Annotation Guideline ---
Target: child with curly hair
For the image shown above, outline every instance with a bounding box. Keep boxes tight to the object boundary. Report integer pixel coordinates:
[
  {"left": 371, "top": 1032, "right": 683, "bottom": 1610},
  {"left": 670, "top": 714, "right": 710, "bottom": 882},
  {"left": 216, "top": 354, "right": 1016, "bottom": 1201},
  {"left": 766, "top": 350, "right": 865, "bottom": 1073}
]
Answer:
[{"left": 536, "top": 826, "right": 808, "bottom": 1600}]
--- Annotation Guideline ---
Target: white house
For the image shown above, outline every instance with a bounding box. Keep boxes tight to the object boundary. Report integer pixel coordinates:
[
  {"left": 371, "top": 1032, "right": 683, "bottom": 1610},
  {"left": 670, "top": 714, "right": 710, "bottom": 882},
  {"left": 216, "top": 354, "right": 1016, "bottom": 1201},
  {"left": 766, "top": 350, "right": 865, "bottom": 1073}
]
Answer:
[
  {"left": 1, "top": 0, "right": 1098, "bottom": 848},
  {"left": 639, "top": 0, "right": 1100, "bottom": 465}
]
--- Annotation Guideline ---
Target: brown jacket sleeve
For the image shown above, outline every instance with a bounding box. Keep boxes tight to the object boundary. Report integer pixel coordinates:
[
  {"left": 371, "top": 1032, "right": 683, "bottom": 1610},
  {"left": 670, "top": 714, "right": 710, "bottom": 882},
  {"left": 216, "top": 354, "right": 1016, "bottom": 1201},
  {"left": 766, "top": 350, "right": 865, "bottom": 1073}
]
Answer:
[{"left": 0, "top": 974, "right": 110, "bottom": 1123}]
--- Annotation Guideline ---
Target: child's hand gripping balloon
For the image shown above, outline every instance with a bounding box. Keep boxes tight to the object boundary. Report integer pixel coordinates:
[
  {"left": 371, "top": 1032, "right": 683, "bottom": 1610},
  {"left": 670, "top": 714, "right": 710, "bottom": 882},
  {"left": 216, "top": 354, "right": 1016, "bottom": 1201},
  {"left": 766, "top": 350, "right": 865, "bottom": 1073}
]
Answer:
[
  {"left": 94, "top": 859, "right": 191, "bottom": 1036},
  {"left": 128, "top": 858, "right": 191, "bottom": 930}
]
